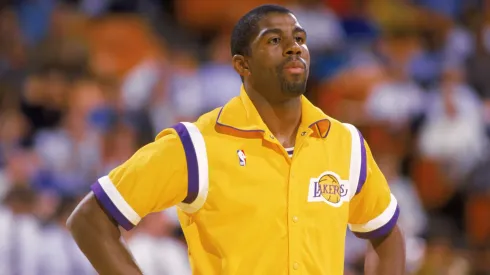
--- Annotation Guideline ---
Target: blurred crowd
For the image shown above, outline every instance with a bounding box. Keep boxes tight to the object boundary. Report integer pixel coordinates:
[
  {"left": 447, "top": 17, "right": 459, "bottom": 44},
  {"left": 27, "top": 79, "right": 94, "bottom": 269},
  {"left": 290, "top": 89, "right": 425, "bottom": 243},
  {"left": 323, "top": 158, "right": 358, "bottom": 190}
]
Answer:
[{"left": 0, "top": 0, "right": 489, "bottom": 274}]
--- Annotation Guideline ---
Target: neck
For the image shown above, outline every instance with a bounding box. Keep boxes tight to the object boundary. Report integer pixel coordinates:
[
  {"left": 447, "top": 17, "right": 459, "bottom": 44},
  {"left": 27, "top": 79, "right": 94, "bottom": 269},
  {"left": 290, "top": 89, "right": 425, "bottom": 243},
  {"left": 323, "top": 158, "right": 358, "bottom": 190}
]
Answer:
[{"left": 245, "top": 84, "right": 302, "bottom": 147}]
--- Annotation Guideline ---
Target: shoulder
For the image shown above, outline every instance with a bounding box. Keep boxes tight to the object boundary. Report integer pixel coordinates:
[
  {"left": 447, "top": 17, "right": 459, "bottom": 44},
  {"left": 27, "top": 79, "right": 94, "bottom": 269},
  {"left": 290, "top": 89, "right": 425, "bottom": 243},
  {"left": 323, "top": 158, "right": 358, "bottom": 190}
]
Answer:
[
  {"left": 324, "top": 116, "right": 360, "bottom": 140},
  {"left": 146, "top": 108, "right": 221, "bottom": 166},
  {"left": 155, "top": 107, "right": 222, "bottom": 140}
]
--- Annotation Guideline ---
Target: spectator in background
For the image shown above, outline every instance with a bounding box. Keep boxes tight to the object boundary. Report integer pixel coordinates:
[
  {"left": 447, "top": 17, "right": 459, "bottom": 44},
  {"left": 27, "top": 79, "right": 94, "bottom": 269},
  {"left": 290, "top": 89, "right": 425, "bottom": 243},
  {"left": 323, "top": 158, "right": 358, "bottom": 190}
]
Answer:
[
  {"left": 100, "top": 120, "right": 138, "bottom": 175},
  {"left": 0, "top": 6, "right": 27, "bottom": 75},
  {"left": 415, "top": 218, "right": 470, "bottom": 275},
  {"left": 418, "top": 64, "right": 488, "bottom": 183},
  {"left": 0, "top": 106, "right": 30, "bottom": 197},
  {"left": 0, "top": 185, "right": 41, "bottom": 275},
  {"left": 127, "top": 212, "right": 191, "bottom": 275},
  {"left": 466, "top": 16, "right": 490, "bottom": 136},
  {"left": 149, "top": 47, "right": 203, "bottom": 133},
  {"left": 20, "top": 64, "right": 72, "bottom": 145},
  {"left": 33, "top": 75, "right": 104, "bottom": 196},
  {"left": 365, "top": 61, "right": 425, "bottom": 131},
  {"left": 38, "top": 196, "right": 95, "bottom": 274},
  {"left": 197, "top": 32, "right": 242, "bottom": 114}
]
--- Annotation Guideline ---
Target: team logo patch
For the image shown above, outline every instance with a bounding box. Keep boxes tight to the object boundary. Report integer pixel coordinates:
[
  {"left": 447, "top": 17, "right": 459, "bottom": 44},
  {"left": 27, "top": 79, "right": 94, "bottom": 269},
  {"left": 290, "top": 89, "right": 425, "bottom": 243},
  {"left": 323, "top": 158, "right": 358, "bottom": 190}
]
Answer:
[
  {"left": 237, "top": 150, "right": 246, "bottom": 166},
  {"left": 307, "top": 171, "right": 349, "bottom": 207}
]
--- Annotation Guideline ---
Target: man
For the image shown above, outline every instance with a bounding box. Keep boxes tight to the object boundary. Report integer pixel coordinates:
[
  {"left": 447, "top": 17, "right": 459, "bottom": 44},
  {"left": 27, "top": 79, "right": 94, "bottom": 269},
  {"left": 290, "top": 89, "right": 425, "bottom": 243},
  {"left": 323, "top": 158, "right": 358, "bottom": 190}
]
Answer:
[{"left": 67, "top": 4, "right": 405, "bottom": 275}]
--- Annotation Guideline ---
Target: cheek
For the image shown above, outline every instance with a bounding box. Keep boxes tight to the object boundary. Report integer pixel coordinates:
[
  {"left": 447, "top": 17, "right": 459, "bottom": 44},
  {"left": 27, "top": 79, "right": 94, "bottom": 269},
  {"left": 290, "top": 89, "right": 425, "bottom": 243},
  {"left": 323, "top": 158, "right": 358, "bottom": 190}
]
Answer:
[{"left": 251, "top": 58, "right": 277, "bottom": 75}]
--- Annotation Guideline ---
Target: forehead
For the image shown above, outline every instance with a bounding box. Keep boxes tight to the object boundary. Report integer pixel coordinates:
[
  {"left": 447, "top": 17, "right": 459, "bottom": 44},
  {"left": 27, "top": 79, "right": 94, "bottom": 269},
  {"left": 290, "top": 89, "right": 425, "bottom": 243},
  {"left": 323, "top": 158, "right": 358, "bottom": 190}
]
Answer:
[{"left": 256, "top": 12, "right": 302, "bottom": 33}]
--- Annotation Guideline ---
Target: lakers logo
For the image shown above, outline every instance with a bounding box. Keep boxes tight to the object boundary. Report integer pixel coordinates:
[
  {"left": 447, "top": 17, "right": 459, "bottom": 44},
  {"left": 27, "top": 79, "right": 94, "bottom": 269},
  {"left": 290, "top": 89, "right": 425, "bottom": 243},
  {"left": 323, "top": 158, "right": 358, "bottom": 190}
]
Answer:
[{"left": 308, "top": 171, "right": 349, "bottom": 207}]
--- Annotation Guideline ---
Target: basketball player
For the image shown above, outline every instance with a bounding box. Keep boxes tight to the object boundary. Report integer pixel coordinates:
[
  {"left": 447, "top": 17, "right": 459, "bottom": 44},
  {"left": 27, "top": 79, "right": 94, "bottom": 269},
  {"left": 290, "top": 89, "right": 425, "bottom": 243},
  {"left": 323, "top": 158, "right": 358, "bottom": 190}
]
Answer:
[{"left": 67, "top": 4, "right": 405, "bottom": 275}]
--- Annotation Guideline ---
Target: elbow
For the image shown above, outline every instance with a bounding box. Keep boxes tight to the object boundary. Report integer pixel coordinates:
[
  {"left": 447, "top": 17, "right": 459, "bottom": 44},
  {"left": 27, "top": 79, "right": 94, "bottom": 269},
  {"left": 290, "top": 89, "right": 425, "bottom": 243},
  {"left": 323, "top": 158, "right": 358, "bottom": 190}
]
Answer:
[
  {"left": 66, "top": 204, "right": 83, "bottom": 232},
  {"left": 66, "top": 192, "right": 121, "bottom": 239},
  {"left": 66, "top": 195, "right": 92, "bottom": 235}
]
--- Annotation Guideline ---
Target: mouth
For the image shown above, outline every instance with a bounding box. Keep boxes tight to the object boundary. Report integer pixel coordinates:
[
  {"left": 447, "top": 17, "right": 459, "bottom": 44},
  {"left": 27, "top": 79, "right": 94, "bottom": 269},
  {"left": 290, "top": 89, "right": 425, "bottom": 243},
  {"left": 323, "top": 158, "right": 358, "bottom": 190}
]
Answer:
[{"left": 283, "top": 60, "right": 306, "bottom": 74}]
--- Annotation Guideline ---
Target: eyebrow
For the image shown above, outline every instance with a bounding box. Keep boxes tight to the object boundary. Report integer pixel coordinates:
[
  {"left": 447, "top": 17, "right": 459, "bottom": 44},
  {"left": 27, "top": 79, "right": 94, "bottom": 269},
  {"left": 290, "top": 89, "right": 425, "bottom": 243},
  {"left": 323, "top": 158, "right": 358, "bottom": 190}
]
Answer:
[
  {"left": 257, "top": 26, "right": 307, "bottom": 39},
  {"left": 294, "top": 26, "right": 307, "bottom": 36}
]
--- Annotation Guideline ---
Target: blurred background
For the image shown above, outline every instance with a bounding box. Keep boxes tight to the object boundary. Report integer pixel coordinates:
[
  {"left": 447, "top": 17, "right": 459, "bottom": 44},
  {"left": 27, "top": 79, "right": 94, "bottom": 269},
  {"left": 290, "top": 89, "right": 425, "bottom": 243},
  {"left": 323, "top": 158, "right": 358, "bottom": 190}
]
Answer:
[{"left": 0, "top": 0, "right": 489, "bottom": 274}]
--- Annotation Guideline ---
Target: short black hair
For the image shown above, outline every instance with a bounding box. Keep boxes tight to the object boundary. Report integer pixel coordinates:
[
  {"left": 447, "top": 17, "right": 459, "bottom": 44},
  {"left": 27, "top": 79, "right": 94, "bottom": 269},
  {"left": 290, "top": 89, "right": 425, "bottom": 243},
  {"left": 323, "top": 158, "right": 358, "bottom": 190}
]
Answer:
[{"left": 230, "top": 4, "right": 292, "bottom": 57}]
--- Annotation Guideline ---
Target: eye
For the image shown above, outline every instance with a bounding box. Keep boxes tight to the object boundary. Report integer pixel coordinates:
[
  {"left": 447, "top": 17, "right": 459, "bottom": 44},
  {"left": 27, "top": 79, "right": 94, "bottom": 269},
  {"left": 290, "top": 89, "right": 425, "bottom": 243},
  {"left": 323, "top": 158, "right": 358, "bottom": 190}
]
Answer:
[
  {"left": 295, "top": 36, "right": 305, "bottom": 43},
  {"left": 268, "top": 37, "right": 281, "bottom": 45}
]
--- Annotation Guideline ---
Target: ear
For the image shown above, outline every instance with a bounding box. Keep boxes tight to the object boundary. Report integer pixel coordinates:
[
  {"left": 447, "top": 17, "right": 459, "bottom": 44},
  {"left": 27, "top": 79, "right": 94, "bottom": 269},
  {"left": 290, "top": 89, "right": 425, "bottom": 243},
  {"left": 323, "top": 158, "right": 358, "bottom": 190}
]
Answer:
[{"left": 232, "top": 55, "right": 250, "bottom": 78}]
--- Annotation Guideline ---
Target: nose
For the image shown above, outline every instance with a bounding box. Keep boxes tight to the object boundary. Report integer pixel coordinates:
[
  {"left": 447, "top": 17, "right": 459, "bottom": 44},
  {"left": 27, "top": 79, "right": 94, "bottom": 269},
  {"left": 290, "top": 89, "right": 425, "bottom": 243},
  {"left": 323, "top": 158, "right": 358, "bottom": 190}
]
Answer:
[{"left": 284, "top": 40, "right": 302, "bottom": 57}]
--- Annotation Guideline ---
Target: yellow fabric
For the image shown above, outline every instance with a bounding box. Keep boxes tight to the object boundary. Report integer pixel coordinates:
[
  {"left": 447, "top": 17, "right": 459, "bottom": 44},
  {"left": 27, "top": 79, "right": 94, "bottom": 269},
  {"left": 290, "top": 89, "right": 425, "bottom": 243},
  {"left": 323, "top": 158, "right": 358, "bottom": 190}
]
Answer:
[
  {"left": 99, "top": 85, "right": 397, "bottom": 274},
  {"left": 348, "top": 141, "right": 393, "bottom": 226},
  {"left": 107, "top": 129, "right": 188, "bottom": 216}
]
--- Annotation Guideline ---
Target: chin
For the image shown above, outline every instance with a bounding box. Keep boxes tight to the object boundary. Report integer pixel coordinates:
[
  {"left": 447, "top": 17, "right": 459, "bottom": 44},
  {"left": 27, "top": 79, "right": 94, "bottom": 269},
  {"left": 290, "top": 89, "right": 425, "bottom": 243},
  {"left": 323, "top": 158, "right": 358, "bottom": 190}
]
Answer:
[{"left": 282, "top": 81, "right": 307, "bottom": 96}]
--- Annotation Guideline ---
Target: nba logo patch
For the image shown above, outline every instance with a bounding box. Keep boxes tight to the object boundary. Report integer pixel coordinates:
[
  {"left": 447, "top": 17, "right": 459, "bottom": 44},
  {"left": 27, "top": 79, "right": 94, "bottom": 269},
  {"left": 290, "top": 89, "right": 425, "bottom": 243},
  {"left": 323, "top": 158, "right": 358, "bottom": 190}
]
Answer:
[{"left": 237, "top": 150, "right": 246, "bottom": 166}]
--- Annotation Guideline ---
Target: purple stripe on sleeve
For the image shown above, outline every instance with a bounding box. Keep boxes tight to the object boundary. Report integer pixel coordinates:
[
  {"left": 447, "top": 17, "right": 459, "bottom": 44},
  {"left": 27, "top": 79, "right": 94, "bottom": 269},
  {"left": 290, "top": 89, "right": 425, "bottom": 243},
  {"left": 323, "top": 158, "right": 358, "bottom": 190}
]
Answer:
[
  {"left": 353, "top": 206, "right": 400, "bottom": 239},
  {"left": 172, "top": 123, "right": 199, "bottom": 204},
  {"left": 356, "top": 129, "right": 367, "bottom": 194},
  {"left": 91, "top": 182, "right": 135, "bottom": 231}
]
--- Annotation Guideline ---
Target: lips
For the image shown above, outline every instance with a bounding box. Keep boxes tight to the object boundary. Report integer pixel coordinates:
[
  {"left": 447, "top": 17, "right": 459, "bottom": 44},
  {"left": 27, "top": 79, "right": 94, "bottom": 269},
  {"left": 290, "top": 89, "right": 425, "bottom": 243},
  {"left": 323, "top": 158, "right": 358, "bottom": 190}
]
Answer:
[
  {"left": 283, "top": 60, "right": 306, "bottom": 75},
  {"left": 283, "top": 60, "right": 305, "bottom": 70}
]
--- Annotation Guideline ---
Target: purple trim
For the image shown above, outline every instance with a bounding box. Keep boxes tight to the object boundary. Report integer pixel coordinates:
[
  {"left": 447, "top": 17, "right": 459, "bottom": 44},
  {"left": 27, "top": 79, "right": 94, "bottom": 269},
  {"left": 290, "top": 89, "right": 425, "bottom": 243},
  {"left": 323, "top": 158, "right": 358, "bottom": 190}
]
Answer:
[
  {"left": 353, "top": 206, "right": 400, "bottom": 239},
  {"left": 172, "top": 123, "right": 199, "bottom": 204},
  {"left": 356, "top": 129, "right": 367, "bottom": 194},
  {"left": 91, "top": 182, "right": 135, "bottom": 231}
]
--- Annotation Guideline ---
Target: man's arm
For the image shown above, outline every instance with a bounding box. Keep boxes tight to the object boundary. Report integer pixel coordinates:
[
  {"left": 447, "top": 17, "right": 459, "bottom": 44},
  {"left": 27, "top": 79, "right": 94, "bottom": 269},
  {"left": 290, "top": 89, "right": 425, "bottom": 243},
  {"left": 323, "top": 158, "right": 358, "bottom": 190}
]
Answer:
[
  {"left": 66, "top": 126, "right": 191, "bottom": 274},
  {"left": 364, "top": 225, "right": 406, "bottom": 275},
  {"left": 345, "top": 128, "right": 405, "bottom": 274},
  {"left": 67, "top": 193, "right": 143, "bottom": 275}
]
